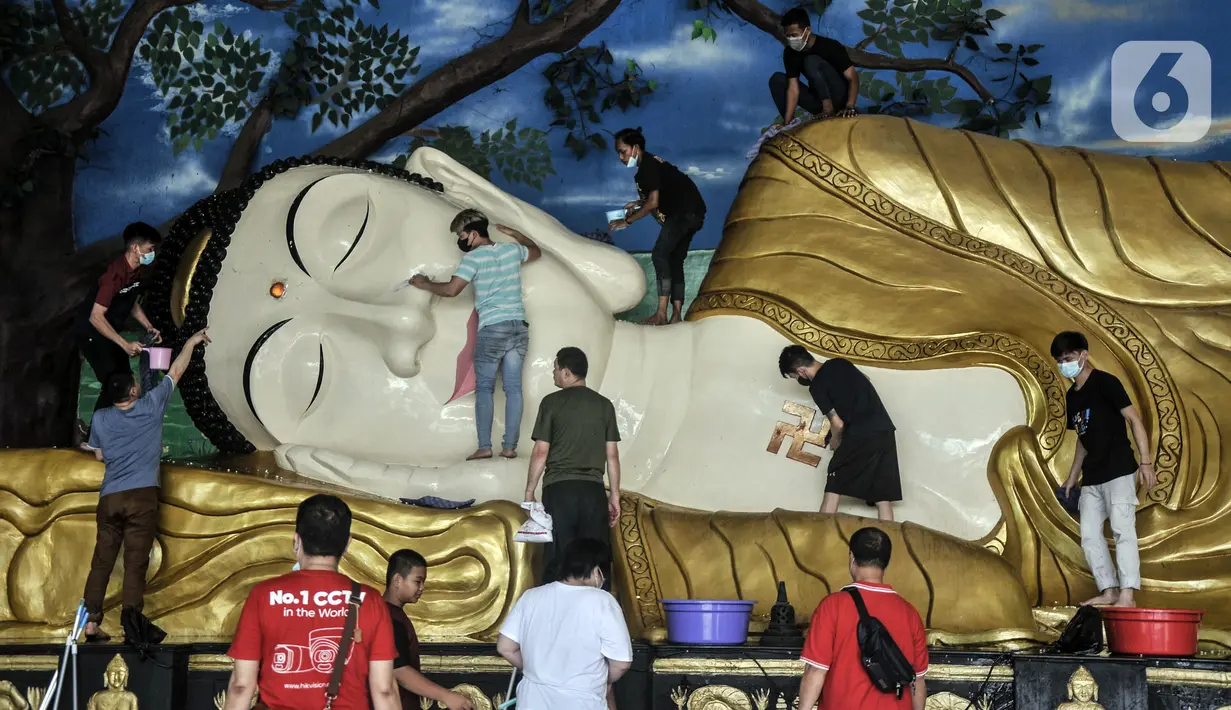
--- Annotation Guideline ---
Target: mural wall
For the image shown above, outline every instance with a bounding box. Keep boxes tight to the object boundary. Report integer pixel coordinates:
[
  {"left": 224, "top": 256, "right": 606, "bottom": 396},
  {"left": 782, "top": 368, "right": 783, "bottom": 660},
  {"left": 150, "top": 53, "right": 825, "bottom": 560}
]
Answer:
[{"left": 1, "top": 0, "right": 1228, "bottom": 450}]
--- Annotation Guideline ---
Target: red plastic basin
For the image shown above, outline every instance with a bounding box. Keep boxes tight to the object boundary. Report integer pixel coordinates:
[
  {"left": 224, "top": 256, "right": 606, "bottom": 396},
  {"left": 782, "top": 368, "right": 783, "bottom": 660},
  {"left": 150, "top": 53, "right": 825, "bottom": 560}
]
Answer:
[{"left": 1101, "top": 607, "right": 1203, "bottom": 657}]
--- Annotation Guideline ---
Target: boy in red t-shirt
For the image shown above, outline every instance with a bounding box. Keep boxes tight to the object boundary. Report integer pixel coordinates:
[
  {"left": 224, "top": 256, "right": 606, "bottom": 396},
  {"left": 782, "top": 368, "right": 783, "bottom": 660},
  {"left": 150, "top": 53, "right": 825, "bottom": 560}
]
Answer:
[
  {"left": 798, "top": 527, "right": 929, "bottom": 710},
  {"left": 222, "top": 494, "right": 399, "bottom": 710}
]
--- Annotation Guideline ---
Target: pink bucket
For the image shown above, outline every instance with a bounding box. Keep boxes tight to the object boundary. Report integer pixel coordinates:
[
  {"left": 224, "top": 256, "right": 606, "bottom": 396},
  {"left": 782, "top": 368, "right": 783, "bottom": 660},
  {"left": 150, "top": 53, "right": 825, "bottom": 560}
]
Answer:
[{"left": 146, "top": 347, "right": 172, "bottom": 370}]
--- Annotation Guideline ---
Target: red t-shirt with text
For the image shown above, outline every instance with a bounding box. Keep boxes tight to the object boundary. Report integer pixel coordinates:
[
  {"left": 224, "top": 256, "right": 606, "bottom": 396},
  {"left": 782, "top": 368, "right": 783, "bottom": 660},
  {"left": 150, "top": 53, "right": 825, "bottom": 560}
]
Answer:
[
  {"left": 228, "top": 570, "right": 396, "bottom": 710},
  {"left": 801, "top": 582, "right": 929, "bottom": 710}
]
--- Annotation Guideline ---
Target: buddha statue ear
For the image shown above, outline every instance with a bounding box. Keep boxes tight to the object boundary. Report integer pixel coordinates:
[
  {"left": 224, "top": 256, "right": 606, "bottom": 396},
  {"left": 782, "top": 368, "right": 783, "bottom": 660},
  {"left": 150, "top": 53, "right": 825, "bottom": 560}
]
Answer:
[{"left": 405, "top": 146, "right": 646, "bottom": 314}]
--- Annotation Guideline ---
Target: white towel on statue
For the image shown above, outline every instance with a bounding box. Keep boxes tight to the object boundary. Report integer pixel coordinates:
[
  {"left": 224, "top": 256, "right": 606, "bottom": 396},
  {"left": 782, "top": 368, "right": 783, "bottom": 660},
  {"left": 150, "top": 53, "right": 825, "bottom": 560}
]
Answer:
[
  {"left": 746, "top": 118, "right": 801, "bottom": 159},
  {"left": 514, "top": 502, "right": 553, "bottom": 543}
]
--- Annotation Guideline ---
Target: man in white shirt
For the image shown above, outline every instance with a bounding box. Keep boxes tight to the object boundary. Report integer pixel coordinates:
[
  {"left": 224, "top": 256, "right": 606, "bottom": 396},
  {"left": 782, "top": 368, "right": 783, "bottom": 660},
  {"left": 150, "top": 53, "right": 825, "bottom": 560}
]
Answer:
[{"left": 496, "top": 539, "right": 633, "bottom": 709}]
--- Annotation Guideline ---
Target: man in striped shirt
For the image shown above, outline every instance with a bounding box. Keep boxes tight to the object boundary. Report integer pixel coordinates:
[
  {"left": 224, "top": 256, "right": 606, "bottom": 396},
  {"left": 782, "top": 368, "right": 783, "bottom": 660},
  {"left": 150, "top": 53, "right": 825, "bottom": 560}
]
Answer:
[{"left": 411, "top": 209, "right": 541, "bottom": 460}]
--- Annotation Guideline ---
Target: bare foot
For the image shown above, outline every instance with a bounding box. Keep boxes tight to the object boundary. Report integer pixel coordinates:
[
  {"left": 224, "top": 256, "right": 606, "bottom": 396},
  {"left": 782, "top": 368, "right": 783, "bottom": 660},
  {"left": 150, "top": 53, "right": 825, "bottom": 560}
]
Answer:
[
  {"left": 466, "top": 448, "right": 493, "bottom": 461},
  {"left": 499, "top": 448, "right": 517, "bottom": 459},
  {"left": 83, "top": 622, "right": 110, "bottom": 642},
  {"left": 1114, "top": 589, "right": 1137, "bottom": 607},
  {"left": 641, "top": 312, "right": 668, "bottom": 326},
  {"left": 1081, "top": 590, "right": 1119, "bottom": 606}
]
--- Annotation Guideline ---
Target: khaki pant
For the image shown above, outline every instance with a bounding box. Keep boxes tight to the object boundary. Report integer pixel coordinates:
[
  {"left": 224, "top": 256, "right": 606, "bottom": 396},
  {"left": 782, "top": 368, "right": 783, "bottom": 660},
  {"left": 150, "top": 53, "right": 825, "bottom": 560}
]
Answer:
[
  {"left": 1079, "top": 474, "right": 1141, "bottom": 591},
  {"left": 84, "top": 486, "right": 159, "bottom": 622}
]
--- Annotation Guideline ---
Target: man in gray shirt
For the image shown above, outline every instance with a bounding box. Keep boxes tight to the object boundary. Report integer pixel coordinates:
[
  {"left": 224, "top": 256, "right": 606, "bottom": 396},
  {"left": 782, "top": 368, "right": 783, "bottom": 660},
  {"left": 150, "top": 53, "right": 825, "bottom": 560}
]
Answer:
[{"left": 80, "top": 328, "right": 209, "bottom": 642}]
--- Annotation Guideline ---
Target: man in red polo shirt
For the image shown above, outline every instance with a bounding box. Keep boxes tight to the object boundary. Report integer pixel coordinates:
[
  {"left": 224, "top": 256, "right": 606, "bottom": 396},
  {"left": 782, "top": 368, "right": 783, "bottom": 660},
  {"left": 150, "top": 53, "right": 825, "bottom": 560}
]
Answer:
[
  {"left": 74, "top": 222, "right": 163, "bottom": 422},
  {"left": 797, "top": 527, "right": 928, "bottom": 710},
  {"left": 222, "top": 494, "right": 400, "bottom": 710}
]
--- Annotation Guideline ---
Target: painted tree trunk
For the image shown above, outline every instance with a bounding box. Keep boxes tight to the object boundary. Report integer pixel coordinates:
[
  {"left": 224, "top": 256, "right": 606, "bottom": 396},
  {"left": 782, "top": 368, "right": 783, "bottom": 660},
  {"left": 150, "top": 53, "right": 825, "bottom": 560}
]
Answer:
[{"left": 0, "top": 151, "right": 112, "bottom": 447}]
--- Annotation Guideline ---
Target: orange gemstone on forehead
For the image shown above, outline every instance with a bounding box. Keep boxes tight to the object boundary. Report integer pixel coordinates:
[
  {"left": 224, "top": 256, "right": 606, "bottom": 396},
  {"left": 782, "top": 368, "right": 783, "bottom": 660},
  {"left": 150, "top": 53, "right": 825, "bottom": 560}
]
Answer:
[{"left": 270, "top": 281, "right": 286, "bottom": 298}]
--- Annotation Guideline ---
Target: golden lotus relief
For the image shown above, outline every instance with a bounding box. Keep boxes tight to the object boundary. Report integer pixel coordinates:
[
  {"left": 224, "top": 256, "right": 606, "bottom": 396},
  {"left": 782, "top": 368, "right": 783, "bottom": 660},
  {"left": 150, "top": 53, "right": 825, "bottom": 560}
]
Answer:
[
  {"left": 0, "top": 680, "right": 46, "bottom": 710},
  {"left": 926, "top": 692, "right": 992, "bottom": 710},
  {"left": 418, "top": 684, "right": 493, "bottom": 710},
  {"left": 213, "top": 688, "right": 258, "bottom": 710},
  {"left": 670, "top": 685, "right": 785, "bottom": 710}
]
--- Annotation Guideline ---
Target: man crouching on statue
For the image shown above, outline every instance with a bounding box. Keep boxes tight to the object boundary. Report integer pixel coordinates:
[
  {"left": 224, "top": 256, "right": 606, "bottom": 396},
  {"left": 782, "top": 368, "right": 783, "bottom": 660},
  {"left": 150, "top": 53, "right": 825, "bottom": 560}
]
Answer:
[
  {"left": 779, "top": 346, "right": 901, "bottom": 520},
  {"left": 81, "top": 328, "right": 210, "bottom": 642}
]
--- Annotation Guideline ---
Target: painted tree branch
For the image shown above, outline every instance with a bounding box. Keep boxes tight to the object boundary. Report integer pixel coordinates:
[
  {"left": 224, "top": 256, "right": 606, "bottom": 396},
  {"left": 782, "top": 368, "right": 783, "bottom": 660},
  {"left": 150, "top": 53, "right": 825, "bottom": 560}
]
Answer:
[
  {"left": 240, "top": 0, "right": 298, "bottom": 8},
  {"left": 216, "top": 93, "right": 275, "bottom": 192},
  {"left": 41, "top": 0, "right": 197, "bottom": 135},
  {"left": 720, "top": 0, "right": 995, "bottom": 104},
  {"left": 50, "top": 0, "right": 108, "bottom": 80},
  {"left": 313, "top": 0, "right": 624, "bottom": 160},
  {"left": 513, "top": 0, "right": 532, "bottom": 28},
  {"left": 847, "top": 48, "right": 994, "bottom": 103}
]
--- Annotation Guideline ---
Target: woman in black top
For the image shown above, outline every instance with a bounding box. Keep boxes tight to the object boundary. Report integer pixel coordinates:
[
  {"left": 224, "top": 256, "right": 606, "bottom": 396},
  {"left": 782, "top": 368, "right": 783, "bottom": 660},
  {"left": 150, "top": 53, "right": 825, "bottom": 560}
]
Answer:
[{"left": 608, "top": 127, "right": 706, "bottom": 325}]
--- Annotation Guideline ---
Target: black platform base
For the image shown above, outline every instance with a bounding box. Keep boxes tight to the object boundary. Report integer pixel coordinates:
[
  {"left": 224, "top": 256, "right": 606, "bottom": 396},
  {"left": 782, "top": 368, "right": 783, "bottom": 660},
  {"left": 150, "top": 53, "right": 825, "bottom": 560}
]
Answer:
[{"left": 0, "top": 641, "right": 1227, "bottom": 709}]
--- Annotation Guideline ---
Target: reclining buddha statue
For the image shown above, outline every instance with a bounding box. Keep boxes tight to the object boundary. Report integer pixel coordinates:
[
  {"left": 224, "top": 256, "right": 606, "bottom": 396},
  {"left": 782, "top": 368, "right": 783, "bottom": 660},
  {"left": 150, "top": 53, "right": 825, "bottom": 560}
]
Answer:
[{"left": 43, "top": 114, "right": 1214, "bottom": 646}]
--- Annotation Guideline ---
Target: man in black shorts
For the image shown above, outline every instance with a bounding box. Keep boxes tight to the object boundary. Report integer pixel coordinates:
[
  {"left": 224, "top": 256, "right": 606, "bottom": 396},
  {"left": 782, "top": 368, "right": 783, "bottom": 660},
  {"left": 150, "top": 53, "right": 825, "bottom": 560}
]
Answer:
[
  {"left": 779, "top": 345, "right": 900, "bottom": 520},
  {"left": 769, "top": 7, "right": 860, "bottom": 125}
]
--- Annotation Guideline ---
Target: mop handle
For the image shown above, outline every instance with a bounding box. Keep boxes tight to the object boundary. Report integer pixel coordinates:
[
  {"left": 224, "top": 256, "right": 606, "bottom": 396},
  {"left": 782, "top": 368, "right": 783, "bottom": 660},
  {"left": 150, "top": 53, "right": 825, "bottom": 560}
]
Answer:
[
  {"left": 498, "top": 666, "right": 517, "bottom": 709},
  {"left": 45, "top": 603, "right": 86, "bottom": 710}
]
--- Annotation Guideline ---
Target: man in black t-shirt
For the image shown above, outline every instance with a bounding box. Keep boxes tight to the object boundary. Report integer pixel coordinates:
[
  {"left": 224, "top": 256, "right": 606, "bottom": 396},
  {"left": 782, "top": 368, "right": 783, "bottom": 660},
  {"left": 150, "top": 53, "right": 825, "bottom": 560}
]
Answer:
[
  {"left": 382, "top": 550, "right": 473, "bottom": 710},
  {"left": 1052, "top": 331, "right": 1155, "bottom": 608},
  {"left": 779, "top": 345, "right": 900, "bottom": 520},
  {"left": 769, "top": 7, "right": 860, "bottom": 126},
  {"left": 608, "top": 127, "right": 706, "bottom": 326}
]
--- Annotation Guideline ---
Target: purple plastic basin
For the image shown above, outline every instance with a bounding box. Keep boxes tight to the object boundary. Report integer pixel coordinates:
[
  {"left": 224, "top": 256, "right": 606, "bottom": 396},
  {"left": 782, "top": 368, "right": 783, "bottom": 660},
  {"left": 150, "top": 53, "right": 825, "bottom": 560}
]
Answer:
[{"left": 661, "top": 599, "right": 757, "bottom": 645}]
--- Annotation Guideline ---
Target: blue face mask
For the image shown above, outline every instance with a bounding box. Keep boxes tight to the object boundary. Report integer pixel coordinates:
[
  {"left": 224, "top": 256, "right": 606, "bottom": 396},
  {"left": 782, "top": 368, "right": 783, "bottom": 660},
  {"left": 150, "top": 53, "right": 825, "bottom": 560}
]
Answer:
[
  {"left": 627, "top": 154, "right": 638, "bottom": 169},
  {"left": 139, "top": 251, "right": 155, "bottom": 266}
]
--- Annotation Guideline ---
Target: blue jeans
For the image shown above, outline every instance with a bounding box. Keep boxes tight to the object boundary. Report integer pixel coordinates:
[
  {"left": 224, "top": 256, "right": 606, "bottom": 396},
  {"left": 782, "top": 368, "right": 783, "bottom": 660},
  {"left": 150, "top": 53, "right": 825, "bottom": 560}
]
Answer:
[{"left": 474, "top": 320, "right": 529, "bottom": 451}]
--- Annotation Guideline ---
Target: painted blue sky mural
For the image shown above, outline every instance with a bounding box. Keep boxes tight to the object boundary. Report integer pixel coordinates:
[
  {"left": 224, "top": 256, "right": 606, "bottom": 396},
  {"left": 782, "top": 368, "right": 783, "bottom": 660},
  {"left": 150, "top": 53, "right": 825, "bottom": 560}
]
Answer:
[{"left": 40, "top": 0, "right": 1231, "bottom": 252}]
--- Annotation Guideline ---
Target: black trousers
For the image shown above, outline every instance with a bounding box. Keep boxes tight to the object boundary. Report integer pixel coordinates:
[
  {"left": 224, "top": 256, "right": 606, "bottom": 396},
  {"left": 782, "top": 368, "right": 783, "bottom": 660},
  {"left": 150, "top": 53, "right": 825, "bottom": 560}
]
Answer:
[
  {"left": 769, "top": 54, "right": 849, "bottom": 118},
  {"left": 542, "top": 480, "right": 611, "bottom": 588},
  {"left": 651, "top": 211, "right": 705, "bottom": 304},
  {"left": 78, "top": 333, "right": 129, "bottom": 414}
]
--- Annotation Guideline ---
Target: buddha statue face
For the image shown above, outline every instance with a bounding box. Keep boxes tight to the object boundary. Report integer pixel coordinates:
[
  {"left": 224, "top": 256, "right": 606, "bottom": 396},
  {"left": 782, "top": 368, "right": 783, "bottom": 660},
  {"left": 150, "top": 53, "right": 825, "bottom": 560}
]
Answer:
[
  {"left": 104, "top": 656, "right": 128, "bottom": 690},
  {"left": 197, "top": 149, "right": 645, "bottom": 461},
  {"left": 1067, "top": 667, "right": 1098, "bottom": 703}
]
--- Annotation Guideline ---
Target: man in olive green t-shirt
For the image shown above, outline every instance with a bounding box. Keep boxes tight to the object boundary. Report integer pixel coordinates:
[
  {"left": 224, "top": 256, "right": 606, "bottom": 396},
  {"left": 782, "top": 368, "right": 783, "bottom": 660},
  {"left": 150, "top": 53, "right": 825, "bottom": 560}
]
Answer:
[{"left": 524, "top": 346, "right": 622, "bottom": 586}]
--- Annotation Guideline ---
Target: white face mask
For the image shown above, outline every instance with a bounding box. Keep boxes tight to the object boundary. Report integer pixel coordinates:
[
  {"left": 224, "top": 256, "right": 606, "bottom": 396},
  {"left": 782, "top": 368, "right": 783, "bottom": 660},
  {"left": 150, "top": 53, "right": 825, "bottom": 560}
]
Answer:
[
  {"left": 1059, "top": 359, "right": 1082, "bottom": 380},
  {"left": 627, "top": 154, "right": 638, "bottom": 169},
  {"left": 786, "top": 31, "right": 808, "bottom": 51}
]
